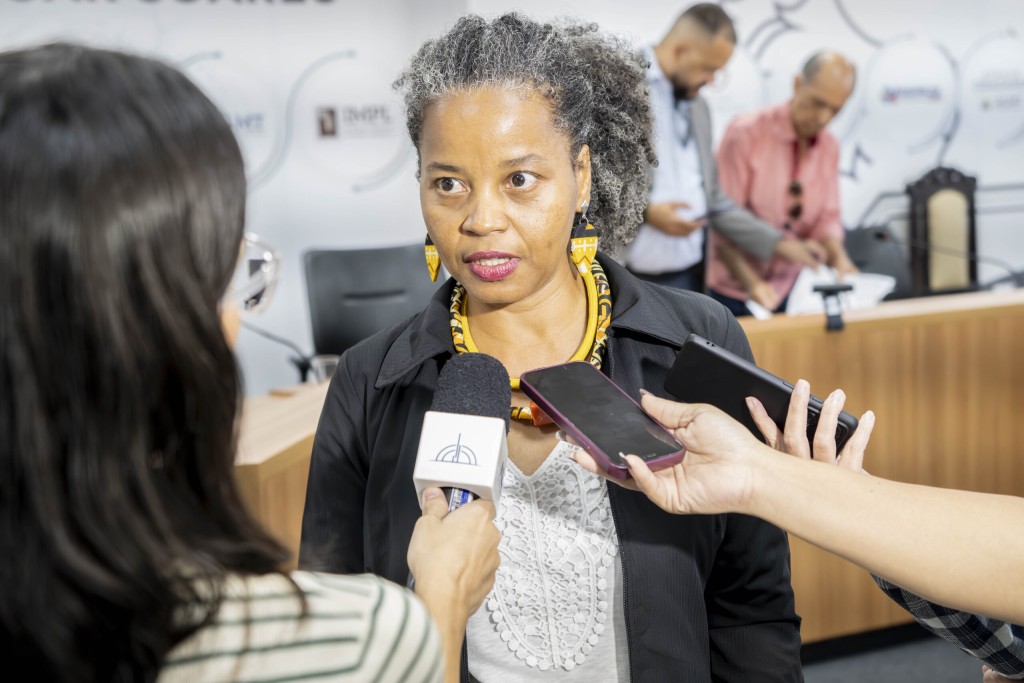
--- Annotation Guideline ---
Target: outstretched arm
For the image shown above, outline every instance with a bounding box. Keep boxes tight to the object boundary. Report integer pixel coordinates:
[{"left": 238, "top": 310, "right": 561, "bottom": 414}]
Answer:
[{"left": 574, "top": 387, "right": 1024, "bottom": 624}]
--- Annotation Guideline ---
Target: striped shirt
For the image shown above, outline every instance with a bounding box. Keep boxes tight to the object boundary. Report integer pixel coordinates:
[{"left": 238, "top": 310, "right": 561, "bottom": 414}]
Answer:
[{"left": 158, "top": 571, "right": 442, "bottom": 683}]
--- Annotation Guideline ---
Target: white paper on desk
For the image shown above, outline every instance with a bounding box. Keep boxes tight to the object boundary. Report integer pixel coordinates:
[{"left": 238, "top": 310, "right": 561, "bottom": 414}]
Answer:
[
  {"left": 785, "top": 267, "right": 897, "bottom": 316},
  {"left": 744, "top": 299, "right": 774, "bottom": 320}
]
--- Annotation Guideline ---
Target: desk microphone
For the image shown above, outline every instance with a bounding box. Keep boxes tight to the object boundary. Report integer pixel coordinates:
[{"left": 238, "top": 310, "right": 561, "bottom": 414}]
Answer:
[
  {"left": 240, "top": 320, "right": 315, "bottom": 382},
  {"left": 412, "top": 353, "right": 511, "bottom": 512}
]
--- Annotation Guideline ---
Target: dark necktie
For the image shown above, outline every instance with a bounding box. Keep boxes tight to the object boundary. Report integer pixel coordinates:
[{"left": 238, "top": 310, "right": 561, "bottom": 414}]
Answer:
[{"left": 674, "top": 97, "right": 694, "bottom": 149}]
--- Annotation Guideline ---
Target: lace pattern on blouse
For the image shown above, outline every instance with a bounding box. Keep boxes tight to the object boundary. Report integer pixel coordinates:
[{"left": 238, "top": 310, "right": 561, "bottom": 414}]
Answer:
[{"left": 484, "top": 441, "right": 618, "bottom": 671}]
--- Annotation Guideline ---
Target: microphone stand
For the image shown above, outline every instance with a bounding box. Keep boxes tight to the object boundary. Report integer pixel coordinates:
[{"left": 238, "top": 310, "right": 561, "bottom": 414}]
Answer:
[
  {"left": 240, "top": 320, "right": 314, "bottom": 383},
  {"left": 813, "top": 283, "right": 854, "bottom": 332}
]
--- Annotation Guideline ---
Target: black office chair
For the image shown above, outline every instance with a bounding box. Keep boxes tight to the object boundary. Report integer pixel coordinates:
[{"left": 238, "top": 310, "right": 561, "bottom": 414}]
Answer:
[
  {"left": 906, "top": 166, "right": 979, "bottom": 295},
  {"left": 304, "top": 244, "right": 443, "bottom": 356},
  {"left": 843, "top": 226, "right": 914, "bottom": 300}
]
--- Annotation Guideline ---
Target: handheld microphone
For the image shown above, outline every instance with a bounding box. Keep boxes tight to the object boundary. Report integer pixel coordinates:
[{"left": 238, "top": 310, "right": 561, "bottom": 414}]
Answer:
[{"left": 412, "top": 353, "right": 511, "bottom": 513}]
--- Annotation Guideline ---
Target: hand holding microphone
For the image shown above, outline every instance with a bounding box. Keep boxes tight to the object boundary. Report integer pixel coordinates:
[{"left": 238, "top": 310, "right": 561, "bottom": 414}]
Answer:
[
  {"left": 407, "top": 487, "right": 500, "bottom": 629},
  {"left": 406, "top": 353, "right": 510, "bottom": 682},
  {"left": 407, "top": 487, "right": 500, "bottom": 683}
]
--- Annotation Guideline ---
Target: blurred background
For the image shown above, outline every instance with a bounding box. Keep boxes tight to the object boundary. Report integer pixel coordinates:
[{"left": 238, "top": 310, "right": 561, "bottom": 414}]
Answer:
[{"left": 2, "top": 0, "right": 1022, "bottom": 394}]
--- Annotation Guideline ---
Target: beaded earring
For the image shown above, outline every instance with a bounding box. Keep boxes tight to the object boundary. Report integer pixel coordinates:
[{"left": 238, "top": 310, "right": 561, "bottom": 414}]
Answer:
[
  {"left": 424, "top": 234, "right": 441, "bottom": 283},
  {"left": 569, "top": 200, "right": 598, "bottom": 272}
]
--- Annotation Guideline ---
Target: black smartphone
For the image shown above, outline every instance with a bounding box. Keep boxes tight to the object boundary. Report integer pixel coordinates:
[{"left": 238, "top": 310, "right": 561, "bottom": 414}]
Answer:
[
  {"left": 520, "top": 361, "right": 685, "bottom": 480},
  {"left": 664, "top": 333, "right": 859, "bottom": 451}
]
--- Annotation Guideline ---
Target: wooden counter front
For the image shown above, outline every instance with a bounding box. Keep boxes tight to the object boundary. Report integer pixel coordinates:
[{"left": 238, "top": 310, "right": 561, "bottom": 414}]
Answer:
[
  {"left": 740, "top": 289, "right": 1024, "bottom": 642},
  {"left": 235, "top": 382, "right": 328, "bottom": 571}
]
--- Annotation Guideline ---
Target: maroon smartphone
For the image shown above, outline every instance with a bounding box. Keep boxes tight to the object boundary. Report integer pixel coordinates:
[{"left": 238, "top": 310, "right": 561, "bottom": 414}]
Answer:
[{"left": 520, "top": 361, "right": 685, "bottom": 480}]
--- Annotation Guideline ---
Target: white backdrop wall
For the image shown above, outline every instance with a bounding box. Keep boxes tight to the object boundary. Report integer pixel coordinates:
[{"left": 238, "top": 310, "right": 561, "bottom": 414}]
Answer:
[
  {"left": 478, "top": 0, "right": 1024, "bottom": 286},
  {"left": 0, "top": 0, "right": 469, "bottom": 394},
  {"left": 2, "top": 0, "right": 1023, "bottom": 394}
]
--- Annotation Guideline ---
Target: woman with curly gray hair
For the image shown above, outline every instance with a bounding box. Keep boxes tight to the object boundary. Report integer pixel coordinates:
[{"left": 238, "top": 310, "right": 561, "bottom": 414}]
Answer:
[{"left": 301, "top": 14, "right": 802, "bottom": 682}]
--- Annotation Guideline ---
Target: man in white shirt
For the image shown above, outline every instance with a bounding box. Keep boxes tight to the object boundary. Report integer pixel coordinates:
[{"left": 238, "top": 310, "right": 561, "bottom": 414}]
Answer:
[{"left": 626, "top": 3, "right": 819, "bottom": 292}]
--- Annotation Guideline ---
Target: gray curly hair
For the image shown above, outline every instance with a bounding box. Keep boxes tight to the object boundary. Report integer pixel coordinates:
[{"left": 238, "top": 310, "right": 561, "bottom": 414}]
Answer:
[{"left": 394, "top": 13, "right": 656, "bottom": 252}]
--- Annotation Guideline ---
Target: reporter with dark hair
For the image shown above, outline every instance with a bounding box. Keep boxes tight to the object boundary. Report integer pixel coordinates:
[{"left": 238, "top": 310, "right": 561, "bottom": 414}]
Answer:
[{"left": 0, "top": 43, "right": 497, "bottom": 683}]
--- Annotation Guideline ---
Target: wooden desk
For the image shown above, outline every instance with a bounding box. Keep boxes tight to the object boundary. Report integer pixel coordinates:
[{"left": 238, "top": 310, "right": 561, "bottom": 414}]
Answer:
[
  {"left": 234, "top": 289, "right": 1024, "bottom": 640},
  {"left": 235, "top": 382, "right": 328, "bottom": 570},
  {"left": 740, "top": 289, "right": 1024, "bottom": 642}
]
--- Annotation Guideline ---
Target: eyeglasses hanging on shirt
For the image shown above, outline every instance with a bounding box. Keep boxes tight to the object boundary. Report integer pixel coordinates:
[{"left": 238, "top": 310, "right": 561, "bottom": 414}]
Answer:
[
  {"left": 770, "top": 145, "right": 809, "bottom": 281},
  {"left": 784, "top": 140, "right": 805, "bottom": 232},
  {"left": 788, "top": 179, "right": 803, "bottom": 222}
]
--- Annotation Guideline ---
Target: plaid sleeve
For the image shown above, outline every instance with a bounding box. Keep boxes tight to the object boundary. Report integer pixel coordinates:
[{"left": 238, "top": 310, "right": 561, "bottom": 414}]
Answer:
[{"left": 873, "top": 575, "right": 1024, "bottom": 678}]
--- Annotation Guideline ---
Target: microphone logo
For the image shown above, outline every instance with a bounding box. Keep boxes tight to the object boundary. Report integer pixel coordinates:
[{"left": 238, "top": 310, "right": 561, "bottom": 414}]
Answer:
[{"left": 434, "top": 433, "right": 478, "bottom": 465}]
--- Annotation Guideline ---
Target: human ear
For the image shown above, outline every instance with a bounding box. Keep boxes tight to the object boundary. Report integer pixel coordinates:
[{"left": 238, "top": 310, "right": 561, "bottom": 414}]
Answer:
[{"left": 220, "top": 304, "right": 241, "bottom": 349}]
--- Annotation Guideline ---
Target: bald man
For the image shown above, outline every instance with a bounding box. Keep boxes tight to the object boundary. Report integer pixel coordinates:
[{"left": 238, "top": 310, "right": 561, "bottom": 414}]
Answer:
[
  {"left": 707, "top": 52, "right": 861, "bottom": 316},
  {"left": 625, "top": 3, "right": 820, "bottom": 293}
]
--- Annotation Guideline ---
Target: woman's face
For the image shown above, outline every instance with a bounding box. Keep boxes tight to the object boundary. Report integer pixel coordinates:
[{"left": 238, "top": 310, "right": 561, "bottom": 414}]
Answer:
[{"left": 418, "top": 86, "right": 591, "bottom": 307}]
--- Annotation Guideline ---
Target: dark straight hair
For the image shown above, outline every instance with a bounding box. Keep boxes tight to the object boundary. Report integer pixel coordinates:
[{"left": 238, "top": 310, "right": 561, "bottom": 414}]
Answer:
[{"left": 0, "top": 43, "right": 289, "bottom": 681}]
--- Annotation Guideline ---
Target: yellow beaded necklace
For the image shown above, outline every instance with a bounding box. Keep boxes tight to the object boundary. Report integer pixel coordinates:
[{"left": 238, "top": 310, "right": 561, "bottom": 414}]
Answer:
[{"left": 448, "top": 223, "right": 612, "bottom": 424}]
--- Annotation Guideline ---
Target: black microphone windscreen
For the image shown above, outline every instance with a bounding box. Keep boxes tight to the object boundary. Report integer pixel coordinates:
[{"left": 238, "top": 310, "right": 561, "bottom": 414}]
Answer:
[{"left": 432, "top": 353, "right": 512, "bottom": 433}]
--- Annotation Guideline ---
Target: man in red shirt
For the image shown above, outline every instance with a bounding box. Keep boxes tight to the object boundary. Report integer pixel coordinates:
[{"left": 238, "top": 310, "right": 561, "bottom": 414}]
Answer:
[{"left": 707, "top": 52, "right": 860, "bottom": 316}]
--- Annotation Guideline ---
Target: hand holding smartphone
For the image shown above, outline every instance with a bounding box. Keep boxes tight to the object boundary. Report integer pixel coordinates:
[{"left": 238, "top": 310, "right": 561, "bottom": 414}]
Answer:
[
  {"left": 519, "top": 362, "right": 685, "bottom": 480},
  {"left": 664, "top": 334, "right": 859, "bottom": 451}
]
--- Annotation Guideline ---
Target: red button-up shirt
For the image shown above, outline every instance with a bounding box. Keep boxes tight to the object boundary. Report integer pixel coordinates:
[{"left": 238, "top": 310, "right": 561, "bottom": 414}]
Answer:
[{"left": 707, "top": 102, "right": 844, "bottom": 301}]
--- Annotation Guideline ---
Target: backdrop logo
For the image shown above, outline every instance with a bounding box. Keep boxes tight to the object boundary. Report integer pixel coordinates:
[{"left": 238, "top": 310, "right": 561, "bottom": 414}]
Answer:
[
  {"left": 294, "top": 51, "right": 414, "bottom": 192},
  {"left": 229, "top": 112, "right": 265, "bottom": 135},
  {"left": 881, "top": 86, "right": 943, "bottom": 104},
  {"left": 315, "top": 103, "right": 398, "bottom": 139},
  {"left": 317, "top": 108, "right": 337, "bottom": 137},
  {"left": 980, "top": 95, "right": 1022, "bottom": 111},
  {"left": 973, "top": 70, "right": 1024, "bottom": 90},
  {"left": 181, "top": 53, "right": 281, "bottom": 188},
  {"left": 972, "top": 69, "right": 1024, "bottom": 111}
]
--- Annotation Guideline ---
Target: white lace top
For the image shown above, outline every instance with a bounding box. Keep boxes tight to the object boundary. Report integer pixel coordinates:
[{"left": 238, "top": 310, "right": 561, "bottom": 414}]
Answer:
[{"left": 467, "top": 441, "right": 630, "bottom": 681}]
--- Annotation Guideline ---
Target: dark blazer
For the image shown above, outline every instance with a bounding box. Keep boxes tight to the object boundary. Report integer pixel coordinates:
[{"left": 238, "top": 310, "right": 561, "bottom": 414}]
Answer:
[{"left": 300, "top": 254, "right": 803, "bottom": 683}]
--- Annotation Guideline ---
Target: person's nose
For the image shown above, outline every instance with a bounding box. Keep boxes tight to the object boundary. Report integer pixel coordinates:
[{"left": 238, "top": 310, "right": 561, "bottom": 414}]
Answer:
[{"left": 462, "top": 186, "right": 509, "bottom": 236}]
